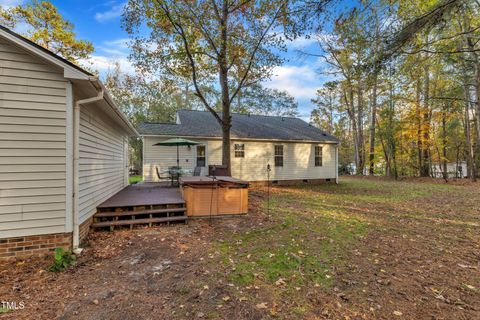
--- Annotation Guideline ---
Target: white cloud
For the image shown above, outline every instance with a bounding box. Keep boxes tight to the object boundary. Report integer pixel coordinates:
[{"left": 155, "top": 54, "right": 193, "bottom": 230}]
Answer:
[
  {"left": 286, "top": 36, "right": 318, "bottom": 49},
  {"left": 94, "top": 2, "right": 126, "bottom": 22},
  {"left": 0, "top": 0, "right": 23, "bottom": 8},
  {"left": 80, "top": 55, "right": 135, "bottom": 75},
  {"left": 97, "top": 38, "right": 130, "bottom": 56},
  {"left": 263, "top": 65, "right": 319, "bottom": 99},
  {"left": 104, "top": 38, "right": 130, "bottom": 49},
  {"left": 80, "top": 37, "right": 135, "bottom": 75}
]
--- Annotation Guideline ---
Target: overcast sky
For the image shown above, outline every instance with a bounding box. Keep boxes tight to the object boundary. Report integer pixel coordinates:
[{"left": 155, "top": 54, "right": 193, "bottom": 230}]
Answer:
[{"left": 1, "top": 0, "right": 347, "bottom": 119}]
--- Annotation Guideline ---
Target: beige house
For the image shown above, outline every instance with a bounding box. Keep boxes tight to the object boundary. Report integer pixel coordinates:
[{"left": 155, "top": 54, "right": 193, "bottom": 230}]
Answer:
[
  {"left": 140, "top": 110, "right": 339, "bottom": 184},
  {"left": 0, "top": 26, "right": 137, "bottom": 259}
]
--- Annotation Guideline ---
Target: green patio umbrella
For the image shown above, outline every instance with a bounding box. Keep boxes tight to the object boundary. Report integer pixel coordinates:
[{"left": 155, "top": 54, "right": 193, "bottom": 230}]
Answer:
[{"left": 153, "top": 138, "right": 200, "bottom": 167}]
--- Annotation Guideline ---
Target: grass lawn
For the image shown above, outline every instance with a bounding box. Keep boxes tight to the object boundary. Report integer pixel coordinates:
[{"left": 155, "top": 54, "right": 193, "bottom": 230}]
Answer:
[
  {"left": 199, "top": 177, "right": 479, "bottom": 319},
  {"left": 128, "top": 175, "right": 143, "bottom": 184},
  {"left": 1, "top": 177, "right": 479, "bottom": 320}
]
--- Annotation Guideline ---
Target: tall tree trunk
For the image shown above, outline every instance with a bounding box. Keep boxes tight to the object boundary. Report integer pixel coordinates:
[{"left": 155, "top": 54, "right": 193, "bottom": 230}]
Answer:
[
  {"left": 416, "top": 79, "right": 423, "bottom": 176},
  {"left": 442, "top": 107, "right": 448, "bottom": 180},
  {"left": 376, "top": 116, "right": 391, "bottom": 176},
  {"left": 219, "top": 1, "right": 231, "bottom": 175},
  {"left": 463, "top": 81, "right": 477, "bottom": 181},
  {"left": 329, "top": 94, "right": 334, "bottom": 132},
  {"left": 458, "top": 14, "right": 477, "bottom": 181},
  {"left": 462, "top": 14, "right": 480, "bottom": 178},
  {"left": 369, "top": 74, "right": 378, "bottom": 176},
  {"left": 420, "top": 64, "right": 431, "bottom": 177},
  {"left": 473, "top": 60, "right": 480, "bottom": 177},
  {"left": 345, "top": 85, "right": 360, "bottom": 174},
  {"left": 368, "top": 6, "right": 380, "bottom": 177},
  {"left": 357, "top": 83, "right": 365, "bottom": 175},
  {"left": 388, "top": 72, "right": 398, "bottom": 179}
]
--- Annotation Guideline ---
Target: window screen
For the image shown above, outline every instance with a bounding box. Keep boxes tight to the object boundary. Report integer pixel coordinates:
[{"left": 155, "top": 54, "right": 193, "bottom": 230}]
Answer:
[
  {"left": 234, "top": 144, "right": 245, "bottom": 158},
  {"left": 196, "top": 145, "right": 206, "bottom": 167},
  {"left": 314, "top": 146, "right": 323, "bottom": 167},
  {"left": 274, "top": 145, "right": 283, "bottom": 167}
]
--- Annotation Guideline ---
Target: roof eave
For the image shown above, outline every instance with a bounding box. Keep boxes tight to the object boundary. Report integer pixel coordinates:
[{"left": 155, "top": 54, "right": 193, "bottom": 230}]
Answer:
[
  {"left": 96, "top": 80, "right": 139, "bottom": 137},
  {"left": 139, "top": 133, "right": 339, "bottom": 144}
]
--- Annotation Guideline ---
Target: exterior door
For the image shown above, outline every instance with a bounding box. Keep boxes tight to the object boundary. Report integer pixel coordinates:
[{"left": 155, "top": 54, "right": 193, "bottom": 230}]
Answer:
[{"left": 196, "top": 145, "right": 206, "bottom": 168}]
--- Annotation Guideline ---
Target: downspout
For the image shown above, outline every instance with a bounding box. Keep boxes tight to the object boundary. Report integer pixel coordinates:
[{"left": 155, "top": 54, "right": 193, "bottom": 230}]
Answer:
[
  {"left": 335, "top": 144, "right": 339, "bottom": 184},
  {"left": 72, "top": 82, "right": 104, "bottom": 250}
]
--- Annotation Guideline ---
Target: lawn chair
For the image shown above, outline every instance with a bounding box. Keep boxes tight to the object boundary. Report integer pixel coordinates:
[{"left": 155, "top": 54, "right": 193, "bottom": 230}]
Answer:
[
  {"left": 157, "top": 166, "right": 181, "bottom": 186},
  {"left": 156, "top": 167, "right": 169, "bottom": 181}
]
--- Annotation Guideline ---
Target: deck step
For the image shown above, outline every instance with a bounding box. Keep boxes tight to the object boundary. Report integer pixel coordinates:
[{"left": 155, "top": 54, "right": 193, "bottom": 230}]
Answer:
[
  {"left": 95, "top": 207, "right": 186, "bottom": 218},
  {"left": 92, "top": 216, "right": 187, "bottom": 228}
]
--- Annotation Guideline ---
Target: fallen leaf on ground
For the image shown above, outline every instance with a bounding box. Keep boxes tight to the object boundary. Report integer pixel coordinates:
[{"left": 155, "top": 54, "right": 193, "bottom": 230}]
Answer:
[{"left": 275, "top": 278, "right": 286, "bottom": 286}]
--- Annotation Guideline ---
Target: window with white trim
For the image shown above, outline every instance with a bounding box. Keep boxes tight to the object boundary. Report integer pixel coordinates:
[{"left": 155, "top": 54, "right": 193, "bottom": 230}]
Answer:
[
  {"left": 314, "top": 145, "right": 323, "bottom": 167},
  {"left": 196, "top": 145, "right": 206, "bottom": 167},
  {"left": 274, "top": 145, "right": 284, "bottom": 167},
  {"left": 234, "top": 144, "right": 245, "bottom": 158}
]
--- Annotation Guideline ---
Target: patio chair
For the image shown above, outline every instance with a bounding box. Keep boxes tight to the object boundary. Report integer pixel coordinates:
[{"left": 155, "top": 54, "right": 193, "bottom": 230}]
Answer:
[
  {"left": 156, "top": 167, "right": 169, "bottom": 180},
  {"left": 193, "top": 167, "right": 201, "bottom": 176}
]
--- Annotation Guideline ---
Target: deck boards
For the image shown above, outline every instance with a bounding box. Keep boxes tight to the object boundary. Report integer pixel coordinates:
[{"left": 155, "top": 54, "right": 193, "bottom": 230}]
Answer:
[{"left": 97, "top": 183, "right": 185, "bottom": 209}]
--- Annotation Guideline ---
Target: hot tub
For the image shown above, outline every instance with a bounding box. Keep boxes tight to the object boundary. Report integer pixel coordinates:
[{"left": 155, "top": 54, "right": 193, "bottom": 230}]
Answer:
[{"left": 179, "top": 176, "right": 249, "bottom": 217}]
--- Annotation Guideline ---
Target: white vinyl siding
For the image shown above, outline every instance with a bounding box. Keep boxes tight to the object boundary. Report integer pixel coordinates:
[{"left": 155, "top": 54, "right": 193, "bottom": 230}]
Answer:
[
  {"left": 0, "top": 38, "right": 68, "bottom": 238},
  {"left": 78, "top": 103, "right": 128, "bottom": 223},
  {"left": 143, "top": 136, "right": 337, "bottom": 182},
  {"left": 230, "top": 141, "right": 336, "bottom": 181},
  {"left": 143, "top": 137, "right": 219, "bottom": 181}
]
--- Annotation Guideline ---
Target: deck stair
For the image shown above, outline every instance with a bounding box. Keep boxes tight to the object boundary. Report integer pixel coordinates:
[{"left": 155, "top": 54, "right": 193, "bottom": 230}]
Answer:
[
  {"left": 92, "top": 204, "right": 187, "bottom": 231},
  {"left": 92, "top": 184, "right": 188, "bottom": 231}
]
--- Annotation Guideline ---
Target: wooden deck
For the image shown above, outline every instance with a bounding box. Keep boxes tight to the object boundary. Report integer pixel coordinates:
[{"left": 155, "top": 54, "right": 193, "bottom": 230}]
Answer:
[
  {"left": 93, "top": 183, "right": 187, "bottom": 230},
  {"left": 97, "top": 183, "right": 185, "bottom": 209},
  {"left": 92, "top": 179, "right": 249, "bottom": 230}
]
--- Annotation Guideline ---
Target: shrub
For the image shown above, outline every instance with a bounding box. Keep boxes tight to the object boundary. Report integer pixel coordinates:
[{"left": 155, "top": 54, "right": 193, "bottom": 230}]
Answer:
[{"left": 49, "top": 248, "right": 76, "bottom": 272}]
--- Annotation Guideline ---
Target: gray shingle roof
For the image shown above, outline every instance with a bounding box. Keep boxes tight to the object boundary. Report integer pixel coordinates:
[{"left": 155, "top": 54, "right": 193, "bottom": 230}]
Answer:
[{"left": 138, "top": 110, "right": 339, "bottom": 143}]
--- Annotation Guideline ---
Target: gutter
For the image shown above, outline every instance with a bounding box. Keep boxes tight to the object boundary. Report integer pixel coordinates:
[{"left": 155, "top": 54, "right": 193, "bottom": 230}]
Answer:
[{"left": 72, "top": 84, "right": 104, "bottom": 250}]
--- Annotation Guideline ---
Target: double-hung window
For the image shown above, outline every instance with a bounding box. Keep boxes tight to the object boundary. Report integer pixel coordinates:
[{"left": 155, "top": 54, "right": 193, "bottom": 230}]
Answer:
[
  {"left": 274, "top": 145, "right": 284, "bottom": 167},
  {"left": 234, "top": 144, "right": 245, "bottom": 158},
  {"left": 314, "top": 145, "right": 323, "bottom": 167},
  {"left": 196, "top": 145, "right": 206, "bottom": 167}
]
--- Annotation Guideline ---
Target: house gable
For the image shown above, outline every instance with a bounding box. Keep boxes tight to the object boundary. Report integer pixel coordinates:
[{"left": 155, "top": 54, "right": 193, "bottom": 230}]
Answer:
[{"left": 0, "top": 35, "right": 69, "bottom": 238}]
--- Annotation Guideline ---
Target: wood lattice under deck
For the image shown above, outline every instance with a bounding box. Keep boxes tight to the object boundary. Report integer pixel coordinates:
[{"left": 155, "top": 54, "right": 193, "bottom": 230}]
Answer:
[{"left": 93, "top": 183, "right": 187, "bottom": 230}]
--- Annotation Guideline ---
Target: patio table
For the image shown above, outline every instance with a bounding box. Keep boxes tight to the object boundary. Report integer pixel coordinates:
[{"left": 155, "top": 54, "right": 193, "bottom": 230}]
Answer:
[{"left": 162, "top": 167, "right": 193, "bottom": 186}]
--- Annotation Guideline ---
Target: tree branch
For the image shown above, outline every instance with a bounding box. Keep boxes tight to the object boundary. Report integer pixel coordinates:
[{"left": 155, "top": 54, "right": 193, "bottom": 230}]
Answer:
[
  {"left": 229, "top": 1, "right": 286, "bottom": 104},
  {"left": 401, "top": 47, "right": 480, "bottom": 55},
  {"left": 156, "top": 0, "right": 223, "bottom": 124},
  {"left": 228, "top": 0, "right": 254, "bottom": 14},
  {"left": 178, "top": 0, "right": 220, "bottom": 57}
]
